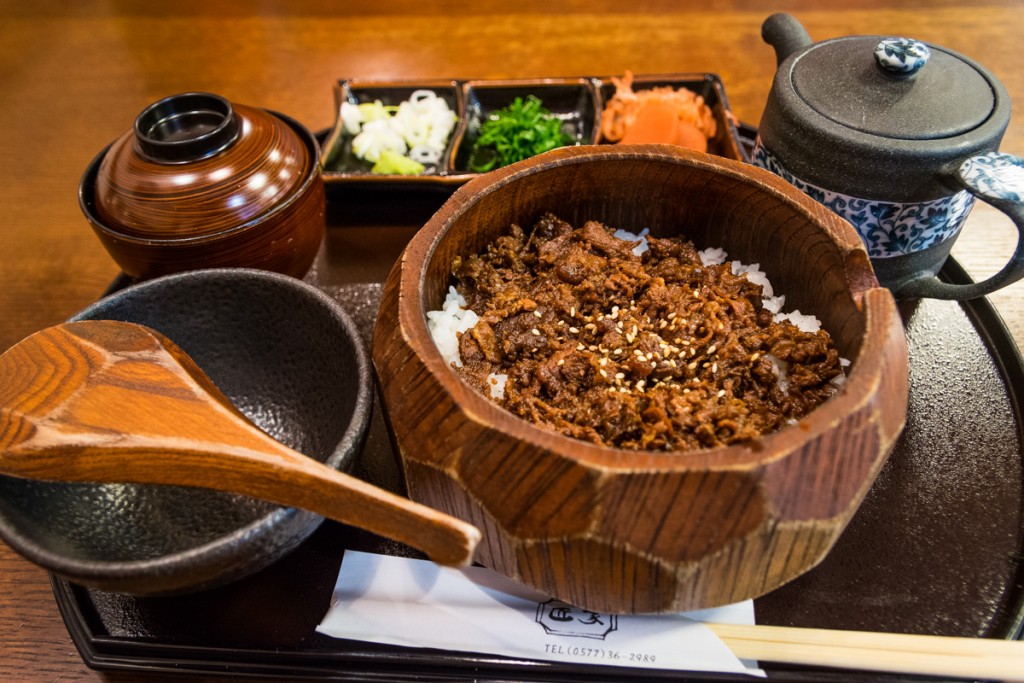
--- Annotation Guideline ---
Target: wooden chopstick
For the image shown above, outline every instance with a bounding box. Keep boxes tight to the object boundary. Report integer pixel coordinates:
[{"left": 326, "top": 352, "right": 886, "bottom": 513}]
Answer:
[{"left": 707, "top": 622, "right": 1024, "bottom": 681}]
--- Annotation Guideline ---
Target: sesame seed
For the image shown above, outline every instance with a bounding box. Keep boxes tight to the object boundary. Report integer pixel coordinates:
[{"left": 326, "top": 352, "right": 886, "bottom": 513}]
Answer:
[
  {"left": 599, "top": 357, "right": 608, "bottom": 366},
  {"left": 717, "top": 389, "right": 726, "bottom": 398},
  {"left": 531, "top": 328, "right": 540, "bottom": 335},
  {"left": 577, "top": 343, "right": 586, "bottom": 351},
  {"left": 534, "top": 310, "right": 543, "bottom": 318},
  {"left": 707, "top": 345, "right": 717, "bottom": 354},
  {"left": 690, "top": 348, "right": 697, "bottom": 356},
  {"left": 667, "top": 312, "right": 677, "bottom": 320},
  {"left": 569, "top": 326, "right": 580, "bottom": 333},
  {"left": 588, "top": 345, "right": 598, "bottom": 351},
  {"left": 636, "top": 380, "right": 645, "bottom": 390},
  {"left": 645, "top": 352, "right": 654, "bottom": 360},
  {"left": 557, "top": 359, "right": 565, "bottom": 366},
  {"left": 750, "top": 352, "right": 760, "bottom": 362},
  {"left": 570, "top": 307, "right": 576, "bottom": 317},
  {"left": 650, "top": 361, "right": 657, "bottom": 368},
  {"left": 712, "top": 362, "right": 718, "bottom": 372},
  {"left": 687, "top": 361, "right": 698, "bottom": 370},
  {"left": 615, "top": 372, "right": 625, "bottom": 379},
  {"left": 599, "top": 369, "right": 608, "bottom": 378},
  {"left": 613, "top": 348, "right": 622, "bottom": 355},
  {"left": 659, "top": 320, "right": 668, "bottom": 329}
]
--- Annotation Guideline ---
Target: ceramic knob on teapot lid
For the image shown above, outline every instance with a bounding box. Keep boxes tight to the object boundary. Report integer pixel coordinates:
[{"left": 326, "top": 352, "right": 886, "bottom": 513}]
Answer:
[
  {"left": 758, "top": 14, "right": 1012, "bottom": 202},
  {"left": 93, "top": 92, "right": 310, "bottom": 238}
]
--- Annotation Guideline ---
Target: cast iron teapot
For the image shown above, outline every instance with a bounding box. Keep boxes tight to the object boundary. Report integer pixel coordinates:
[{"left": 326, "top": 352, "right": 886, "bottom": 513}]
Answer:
[{"left": 754, "top": 13, "right": 1024, "bottom": 300}]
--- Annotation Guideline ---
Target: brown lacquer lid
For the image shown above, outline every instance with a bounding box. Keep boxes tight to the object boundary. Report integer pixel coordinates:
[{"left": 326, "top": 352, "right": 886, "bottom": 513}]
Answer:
[{"left": 94, "top": 93, "right": 310, "bottom": 239}]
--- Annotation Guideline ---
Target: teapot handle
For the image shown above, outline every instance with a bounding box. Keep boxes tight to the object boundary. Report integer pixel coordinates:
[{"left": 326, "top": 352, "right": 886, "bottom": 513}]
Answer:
[
  {"left": 762, "top": 13, "right": 813, "bottom": 66},
  {"left": 892, "top": 152, "right": 1024, "bottom": 300}
]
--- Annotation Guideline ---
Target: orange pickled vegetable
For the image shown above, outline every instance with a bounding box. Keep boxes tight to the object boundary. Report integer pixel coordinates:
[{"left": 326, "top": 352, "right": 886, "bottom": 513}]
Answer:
[
  {"left": 618, "top": 100, "right": 679, "bottom": 144},
  {"left": 601, "top": 71, "right": 719, "bottom": 152},
  {"left": 618, "top": 100, "right": 709, "bottom": 152}
]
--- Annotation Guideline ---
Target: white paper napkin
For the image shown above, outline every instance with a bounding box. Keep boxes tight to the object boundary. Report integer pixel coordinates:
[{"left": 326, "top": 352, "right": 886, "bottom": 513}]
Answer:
[{"left": 317, "top": 550, "right": 765, "bottom": 677}]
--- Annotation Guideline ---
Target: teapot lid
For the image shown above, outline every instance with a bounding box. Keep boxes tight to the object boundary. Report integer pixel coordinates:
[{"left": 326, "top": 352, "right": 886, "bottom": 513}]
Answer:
[
  {"left": 791, "top": 36, "right": 996, "bottom": 141},
  {"left": 758, "top": 21, "right": 1011, "bottom": 202}
]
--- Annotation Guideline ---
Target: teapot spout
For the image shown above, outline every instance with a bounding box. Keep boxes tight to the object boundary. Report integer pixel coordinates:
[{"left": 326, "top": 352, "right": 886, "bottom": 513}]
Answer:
[{"left": 762, "top": 13, "right": 812, "bottom": 65}]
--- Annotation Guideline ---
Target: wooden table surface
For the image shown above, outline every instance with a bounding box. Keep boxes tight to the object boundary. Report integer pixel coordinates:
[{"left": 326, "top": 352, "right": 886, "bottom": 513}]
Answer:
[{"left": 2, "top": 1, "right": 1023, "bottom": 680}]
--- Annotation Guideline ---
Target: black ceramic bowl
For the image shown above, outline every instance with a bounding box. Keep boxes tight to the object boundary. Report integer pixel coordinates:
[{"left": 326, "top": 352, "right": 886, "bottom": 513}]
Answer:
[{"left": 0, "top": 269, "right": 372, "bottom": 595}]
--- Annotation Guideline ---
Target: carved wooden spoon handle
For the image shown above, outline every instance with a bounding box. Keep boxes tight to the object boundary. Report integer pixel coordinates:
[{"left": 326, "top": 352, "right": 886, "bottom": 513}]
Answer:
[{"left": 0, "top": 321, "right": 480, "bottom": 567}]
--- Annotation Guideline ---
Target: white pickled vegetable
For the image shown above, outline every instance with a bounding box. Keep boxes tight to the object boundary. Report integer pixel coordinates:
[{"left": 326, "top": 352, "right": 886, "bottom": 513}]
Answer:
[
  {"left": 340, "top": 102, "right": 362, "bottom": 135},
  {"left": 344, "top": 90, "right": 458, "bottom": 173},
  {"left": 351, "top": 119, "right": 407, "bottom": 163},
  {"left": 409, "top": 145, "right": 441, "bottom": 164}
]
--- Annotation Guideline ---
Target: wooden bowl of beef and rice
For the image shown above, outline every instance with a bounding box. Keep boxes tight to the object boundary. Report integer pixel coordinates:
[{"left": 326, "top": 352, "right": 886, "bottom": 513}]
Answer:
[{"left": 372, "top": 144, "right": 908, "bottom": 614}]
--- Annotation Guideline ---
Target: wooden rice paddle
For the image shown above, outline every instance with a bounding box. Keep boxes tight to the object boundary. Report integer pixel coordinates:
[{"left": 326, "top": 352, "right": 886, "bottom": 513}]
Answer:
[
  {"left": 0, "top": 320, "right": 480, "bottom": 567},
  {"left": 708, "top": 622, "right": 1024, "bottom": 681}
]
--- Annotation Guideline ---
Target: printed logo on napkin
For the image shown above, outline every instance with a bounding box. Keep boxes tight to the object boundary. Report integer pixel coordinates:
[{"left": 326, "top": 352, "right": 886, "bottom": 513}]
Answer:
[
  {"left": 316, "top": 550, "right": 764, "bottom": 677},
  {"left": 536, "top": 599, "right": 617, "bottom": 639}
]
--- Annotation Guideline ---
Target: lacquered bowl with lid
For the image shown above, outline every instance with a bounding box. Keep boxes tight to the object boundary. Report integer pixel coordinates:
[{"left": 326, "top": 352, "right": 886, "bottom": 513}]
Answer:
[{"left": 79, "top": 92, "right": 325, "bottom": 281}]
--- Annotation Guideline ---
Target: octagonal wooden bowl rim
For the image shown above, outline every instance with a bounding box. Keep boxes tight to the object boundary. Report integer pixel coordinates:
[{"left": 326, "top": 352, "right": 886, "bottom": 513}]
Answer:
[{"left": 394, "top": 143, "right": 898, "bottom": 472}]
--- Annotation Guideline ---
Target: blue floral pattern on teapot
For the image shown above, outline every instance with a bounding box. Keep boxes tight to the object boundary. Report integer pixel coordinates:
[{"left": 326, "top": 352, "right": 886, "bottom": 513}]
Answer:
[
  {"left": 960, "top": 152, "right": 1024, "bottom": 202},
  {"left": 752, "top": 138, "right": 975, "bottom": 258}
]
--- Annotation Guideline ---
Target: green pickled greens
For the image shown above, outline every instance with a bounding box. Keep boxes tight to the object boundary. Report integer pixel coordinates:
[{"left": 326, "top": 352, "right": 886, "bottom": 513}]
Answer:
[{"left": 468, "top": 95, "right": 574, "bottom": 172}]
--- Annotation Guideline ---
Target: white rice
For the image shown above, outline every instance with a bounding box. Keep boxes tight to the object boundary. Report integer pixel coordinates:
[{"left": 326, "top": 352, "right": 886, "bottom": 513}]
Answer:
[
  {"left": 697, "top": 246, "right": 726, "bottom": 265},
  {"left": 426, "top": 286, "right": 509, "bottom": 395},
  {"left": 612, "top": 227, "right": 651, "bottom": 255},
  {"left": 426, "top": 286, "right": 478, "bottom": 367},
  {"left": 427, "top": 230, "right": 846, "bottom": 394},
  {"left": 487, "top": 372, "right": 508, "bottom": 399}
]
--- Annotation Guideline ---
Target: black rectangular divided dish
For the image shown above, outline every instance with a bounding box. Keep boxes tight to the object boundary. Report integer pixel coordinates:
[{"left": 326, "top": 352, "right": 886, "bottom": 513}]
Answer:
[{"left": 319, "top": 73, "right": 746, "bottom": 187}]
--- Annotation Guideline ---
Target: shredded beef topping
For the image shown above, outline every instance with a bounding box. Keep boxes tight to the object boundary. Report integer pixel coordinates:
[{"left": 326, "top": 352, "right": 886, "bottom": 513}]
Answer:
[{"left": 450, "top": 214, "right": 843, "bottom": 452}]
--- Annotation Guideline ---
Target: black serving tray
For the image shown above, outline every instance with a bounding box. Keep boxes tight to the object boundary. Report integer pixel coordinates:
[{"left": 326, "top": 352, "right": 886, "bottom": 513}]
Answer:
[{"left": 54, "top": 133, "right": 1024, "bottom": 682}]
